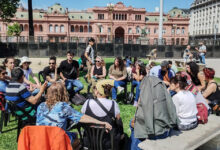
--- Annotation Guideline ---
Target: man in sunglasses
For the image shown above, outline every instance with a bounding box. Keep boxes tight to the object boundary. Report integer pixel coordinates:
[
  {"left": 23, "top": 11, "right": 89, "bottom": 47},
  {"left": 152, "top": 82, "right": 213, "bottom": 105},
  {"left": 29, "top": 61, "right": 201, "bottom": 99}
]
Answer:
[{"left": 43, "top": 56, "right": 60, "bottom": 86}]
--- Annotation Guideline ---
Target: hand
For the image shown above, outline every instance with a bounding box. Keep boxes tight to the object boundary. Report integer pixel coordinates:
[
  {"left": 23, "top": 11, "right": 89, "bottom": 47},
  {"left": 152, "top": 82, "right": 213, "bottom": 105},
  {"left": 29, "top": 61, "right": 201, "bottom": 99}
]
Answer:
[
  {"left": 40, "top": 81, "right": 48, "bottom": 92},
  {"left": 103, "top": 122, "right": 112, "bottom": 132}
]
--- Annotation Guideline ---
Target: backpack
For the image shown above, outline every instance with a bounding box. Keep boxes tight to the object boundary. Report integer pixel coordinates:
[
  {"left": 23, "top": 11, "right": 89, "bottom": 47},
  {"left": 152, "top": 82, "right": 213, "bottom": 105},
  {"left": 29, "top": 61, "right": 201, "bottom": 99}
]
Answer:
[{"left": 197, "top": 103, "right": 208, "bottom": 124}]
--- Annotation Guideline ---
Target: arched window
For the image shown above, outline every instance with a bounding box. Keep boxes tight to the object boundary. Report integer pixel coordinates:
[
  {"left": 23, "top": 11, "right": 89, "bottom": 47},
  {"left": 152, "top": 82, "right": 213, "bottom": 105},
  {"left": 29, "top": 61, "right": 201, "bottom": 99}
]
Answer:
[
  {"left": 49, "top": 25, "right": 53, "bottom": 32},
  {"left": 136, "top": 26, "right": 141, "bottom": 34},
  {"left": 182, "top": 27, "right": 185, "bottom": 34},
  {"left": 60, "top": 25, "right": 64, "bottom": 33},
  {"left": 71, "top": 25, "right": 74, "bottom": 32},
  {"left": 89, "top": 26, "right": 92, "bottom": 33},
  {"left": 20, "top": 24, "right": 24, "bottom": 31},
  {"left": 39, "top": 25, "right": 43, "bottom": 32},
  {"left": 176, "top": 27, "right": 180, "bottom": 34},
  {"left": 55, "top": 25, "right": 59, "bottom": 33},
  {"left": 80, "top": 26, "right": 83, "bottom": 32},
  {"left": 99, "top": 25, "right": 103, "bottom": 33}
]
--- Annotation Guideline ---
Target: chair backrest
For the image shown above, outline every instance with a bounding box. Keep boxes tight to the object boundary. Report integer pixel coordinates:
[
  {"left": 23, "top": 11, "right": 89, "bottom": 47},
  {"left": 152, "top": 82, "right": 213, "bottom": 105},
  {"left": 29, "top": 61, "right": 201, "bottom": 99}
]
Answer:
[
  {"left": 38, "top": 71, "right": 46, "bottom": 84},
  {"left": 79, "top": 123, "right": 115, "bottom": 150},
  {"left": 18, "top": 126, "right": 72, "bottom": 150}
]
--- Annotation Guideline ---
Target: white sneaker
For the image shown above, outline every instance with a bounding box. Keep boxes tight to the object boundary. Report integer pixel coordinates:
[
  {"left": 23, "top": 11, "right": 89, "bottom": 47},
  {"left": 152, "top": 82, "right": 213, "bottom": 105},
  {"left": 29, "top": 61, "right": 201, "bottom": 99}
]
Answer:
[
  {"left": 117, "top": 86, "right": 124, "bottom": 93},
  {"left": 133, "top": 101, "right": 138, "bottom": 107}
]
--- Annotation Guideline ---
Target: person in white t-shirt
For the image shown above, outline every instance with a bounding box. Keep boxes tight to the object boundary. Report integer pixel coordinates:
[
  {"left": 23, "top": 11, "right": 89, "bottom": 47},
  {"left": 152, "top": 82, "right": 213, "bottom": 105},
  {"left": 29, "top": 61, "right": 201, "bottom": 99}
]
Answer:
[{"left": 170, "top": 74, "right": 198, "bottom": 131}]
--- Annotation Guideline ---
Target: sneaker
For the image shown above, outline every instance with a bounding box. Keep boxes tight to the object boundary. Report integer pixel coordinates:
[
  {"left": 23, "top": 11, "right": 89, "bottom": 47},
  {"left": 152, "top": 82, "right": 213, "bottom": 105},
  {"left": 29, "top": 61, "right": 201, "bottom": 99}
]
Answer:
[
  {"left": 117, "top": 86, "right": 124, "bottom": 93},
  {"left": 133, "top": 101, "right": 138, "bottom": 107}
]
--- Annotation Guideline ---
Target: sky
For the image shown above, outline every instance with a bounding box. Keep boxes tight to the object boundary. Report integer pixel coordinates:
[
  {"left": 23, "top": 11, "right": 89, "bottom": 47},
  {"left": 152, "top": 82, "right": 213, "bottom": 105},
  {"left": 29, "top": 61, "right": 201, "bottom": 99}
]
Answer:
[{"left": 20, "top": 0, "right": 194, "bottom": 13}]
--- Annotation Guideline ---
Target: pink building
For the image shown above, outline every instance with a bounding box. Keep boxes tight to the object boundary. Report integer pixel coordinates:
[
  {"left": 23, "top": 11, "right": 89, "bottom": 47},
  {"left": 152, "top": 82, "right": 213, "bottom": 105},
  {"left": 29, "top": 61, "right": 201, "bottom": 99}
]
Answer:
[{"left": 0, "top": 2, "right": 189, "bottom": 45}]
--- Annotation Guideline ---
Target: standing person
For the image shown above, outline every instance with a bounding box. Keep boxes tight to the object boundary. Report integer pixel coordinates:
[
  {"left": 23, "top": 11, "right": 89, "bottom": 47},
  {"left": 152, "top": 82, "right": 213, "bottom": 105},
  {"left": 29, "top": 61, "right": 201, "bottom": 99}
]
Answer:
[
  {"left": 20, "top": 56, "right": 41, "bottom": 96},
  {"left": 109, "top": 57, "right": 127, "bottom": 100},
  {"left": 90, "top": 56, "right": 106, "bottom": 90},
  {"left": 195, "top": 42, "right": 206, "bottom": 64},
  {"left": 3, "top": 57, "right": 15, "bottom": 79},
  {"left": 132, "top": 60, "right": 146, "bottom": 106},
  {"left": 59, "top": 51, "right": 83, "bottom": 98},
  {"left": 183, "top": 45, "right": 192, "bottom": 64},
  {"left": 43, "top": 56, "right": 61, "bottom": 86},
  {"left": 82, "top": 38, "right": 95, "bottom": 83}
]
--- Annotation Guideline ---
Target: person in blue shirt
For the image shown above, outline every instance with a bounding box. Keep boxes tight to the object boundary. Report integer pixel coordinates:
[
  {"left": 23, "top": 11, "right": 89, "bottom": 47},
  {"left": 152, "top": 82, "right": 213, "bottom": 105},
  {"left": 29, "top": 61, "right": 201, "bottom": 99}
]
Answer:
[
  {"left": 0, "top": 66, "right": 8, "bottom": 93},
  {"left": 36, "top": 82, "right": 112, "bottom": 146}
]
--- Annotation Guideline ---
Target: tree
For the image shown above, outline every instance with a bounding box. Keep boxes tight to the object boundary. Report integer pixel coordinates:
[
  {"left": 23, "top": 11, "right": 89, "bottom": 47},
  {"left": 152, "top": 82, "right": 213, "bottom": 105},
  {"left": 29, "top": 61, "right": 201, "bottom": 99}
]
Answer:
[
  {"left": 0, "top": 0, "right": 20, "bottom": 22},
  {"left": 7, "top": 22, "right": 21, "bottom": 37}
]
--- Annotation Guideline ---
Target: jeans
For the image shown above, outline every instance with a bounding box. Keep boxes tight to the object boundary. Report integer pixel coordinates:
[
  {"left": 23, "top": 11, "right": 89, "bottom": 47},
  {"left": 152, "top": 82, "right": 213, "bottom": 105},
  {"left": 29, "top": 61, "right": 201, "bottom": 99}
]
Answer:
[
  {"left": 112, "top": 80, "right": 126, "bottom": 100},
  {"left": 65, "top": 79, "right": 84, "bottom": 93},
  {"left": 132, "top": 80, "right": 141, "bottom": 102},
  {"left": 129, "top": 120, "right": 171, "bottom": 150},
  {"left": 199, "top": 54, "right": 206, "bottom": 64},
  {"left": 178, "top": 121, "right": 198, "bottom": 131}
]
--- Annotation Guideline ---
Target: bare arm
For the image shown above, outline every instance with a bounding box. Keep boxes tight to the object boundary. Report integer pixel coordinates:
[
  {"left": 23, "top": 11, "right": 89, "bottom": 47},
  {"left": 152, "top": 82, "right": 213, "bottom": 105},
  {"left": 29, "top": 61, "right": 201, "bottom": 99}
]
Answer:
[
  {"left": 26, "top": 82, "right": 47, "bottom": 105},
  {"left": 203, "top": 83, "right": 217, "bottom": 98},
  {"left": 79, "top": 115, "right": 112, "bottom": 131},
  {"left": 60, "top": 72, "right": 66, "bottom": 81},
  {"left": 198, "top": 72, "right": 206, "bottom": 91},
  {"left": 97, "top": 66, "right": 106, "bottom": 78}
]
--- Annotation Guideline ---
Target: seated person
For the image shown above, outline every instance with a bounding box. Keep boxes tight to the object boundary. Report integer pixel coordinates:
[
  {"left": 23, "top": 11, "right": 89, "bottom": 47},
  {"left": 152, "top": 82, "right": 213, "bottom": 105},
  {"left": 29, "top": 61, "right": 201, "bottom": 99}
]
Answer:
[
  {"left": 5, "top": 68, "right": 46, "bottom": 121},
  {"left": 36, "top": 82, "right": 112, "bottom": 147},
  {"left": 129, "top": 76, "right": 179, "bottom": 150},
  {"left": 43, "top": 56, "right": 61, "bottom": 86},
  {"left": 168, "top": 60, "right": 178, "bottom": 74},
  {"left": 202, "top": 68, "right": 220, "bottom": 108},
  {"left": 158, "top": 61, "right": 175, "bottom": 86},
  {"left": 170, "top": 74, "right": 198, "bottom": 131},
  {"left": 3, "top": 57, "right": 15, "bottom": 79},
  {"left": 186, "top": 61, "right": 206, "bottom": 91},
  {"left": 146, "top": 61, "right": 156, "bottom": 75},
  {"left": 90, "top": 56, "right": 106, "bottom": 90},
  {"left": 183, "top": 45, "right": 193, "bottom": 64},
  {"left": 132, "top": 60, "right": 146, "bottom": 106},
  {"left": 20, "top": 56, "right": 40, "bottom": 96},
  {"left": 59, "top": 51, "right": 84, "bottom": 97},
  {"left": 108, "top": 57, "right": 127, "bottom": 100},
  {"left": 0, "top": 66, "right": 8, "bottom": 94},
  {"left": 81, "top": 79, "right": 123, "bottom": 149}
]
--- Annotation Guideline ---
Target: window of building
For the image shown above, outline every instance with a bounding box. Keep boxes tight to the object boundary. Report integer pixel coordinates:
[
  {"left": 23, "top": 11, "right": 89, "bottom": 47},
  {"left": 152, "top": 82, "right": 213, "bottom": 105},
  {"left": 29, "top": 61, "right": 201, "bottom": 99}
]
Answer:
[
  {"left": 20, "top": 24, "right": 24, "bottom": 31},
  {"left": 71, "top": 25, "right": 74, "bottom": 32},
  {"left": 60, "top": 8, "right": 62, "bottom": 11},
  {"left": 128, "top": 28, "right": 132, "bottom": 34},
  {"left": 72, "top": 16, "right": 74, "bottom": 19},
  {"left": 51, "top": 8, "right": 53, "bottom": 11},
  {"left": 176, "top": 27, "right": 180, "bottom": 34},
  {"left": 154, "top": 28, "right": 157, "bottom": 34},
  {"left": 99, "top": 25, "right": 103, "bottom": 33},
  {"left": 80, "top": 16, "right": 83, "bottom": 19},
  {"left": 89, "top": 16, "right": 91, "bottom": 19},
  {"left": 60, "top": 25, "right": 64, "bottom": 32},
  {"left": 182, "top": 27, "right": 185, "bottom": 34},
  {"left": 136, "top": 26, "right": 141, "bottom": 34},
  {"left": 89, "top": 26, "right": 92, "bottom": 33},
  {"left": 108, "top": 27, "right": 111, "bottom": 33},
  {"left": 98, "top": 14, "right": 104, "bottom": 20},
  {"left": 162, "top": 28, "right": 166, "bottom": 34},
  {"left": 80, "top": 26, "right": 83, "bottom": 32},
  {"left": 171, "top": 28, "right": 175, "bottom": 34},
  {"left": 135, "top": 15, "right": 141, "bottom": 21},
  {"left": 21, "top": 14, "right": 24, "bottom": 18},
  {"left": 55, "top": 25, "right": 59, "bottom": 33},
  {"left": 49, "top": 25, "right": 53, "bottom": 32},
  {"left": 39, "top": 25, "right": 43, "bottom": 32}
]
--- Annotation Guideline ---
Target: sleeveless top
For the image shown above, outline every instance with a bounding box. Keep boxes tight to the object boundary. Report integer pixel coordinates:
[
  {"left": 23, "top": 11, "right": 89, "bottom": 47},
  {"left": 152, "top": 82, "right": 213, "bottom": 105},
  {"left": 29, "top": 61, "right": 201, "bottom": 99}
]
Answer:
[
  {"left": 93, "top": 65, "right": 103, "bottom": 76},
  {"left": 207, "top": 82, "right": 220, "bottom": 102},
  {"left": 85, "top": 99, "right": 115, "bottom": 125}
]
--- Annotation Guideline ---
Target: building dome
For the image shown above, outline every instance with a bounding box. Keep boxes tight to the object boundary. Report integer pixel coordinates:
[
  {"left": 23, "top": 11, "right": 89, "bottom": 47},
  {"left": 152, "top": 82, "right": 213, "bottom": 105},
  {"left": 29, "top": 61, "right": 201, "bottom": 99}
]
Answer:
[{"left": 48, "top": 3, "right": 65, "bottom": 14}]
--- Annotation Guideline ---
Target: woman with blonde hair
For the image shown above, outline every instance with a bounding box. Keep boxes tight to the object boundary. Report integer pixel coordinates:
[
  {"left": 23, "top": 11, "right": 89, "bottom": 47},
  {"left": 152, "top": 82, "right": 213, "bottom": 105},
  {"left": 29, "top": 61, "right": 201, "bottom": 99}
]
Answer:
[
  {"left": 36, "top": 82, "right": 112, "bottom": 147},
  {"left": 90, "top": 56, "right": 106, "bottom": 90}
]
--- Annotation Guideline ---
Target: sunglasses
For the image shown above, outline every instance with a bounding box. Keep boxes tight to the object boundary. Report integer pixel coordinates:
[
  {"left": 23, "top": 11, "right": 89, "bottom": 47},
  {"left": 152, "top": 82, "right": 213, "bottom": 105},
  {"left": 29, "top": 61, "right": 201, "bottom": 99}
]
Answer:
[
  {"left": 24, "top": 62, "right": 31, "bottom": 64},
  {"left": 1, "top": 72, "right": 7, "bottom": 75},
  {"left": 95, "top": 60, "right": 101, "bottom": 63},
  {"left": 49, "top": 63, "right": 55, "bottom": 65}
]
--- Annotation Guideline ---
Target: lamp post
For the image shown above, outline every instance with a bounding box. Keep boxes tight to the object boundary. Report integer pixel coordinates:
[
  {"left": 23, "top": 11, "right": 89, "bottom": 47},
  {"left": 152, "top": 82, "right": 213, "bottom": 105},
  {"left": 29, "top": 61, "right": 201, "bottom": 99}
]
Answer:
[
  {"left": 107, "top": 3, "right": 114, "bottom": 43},
  {"left": 158, "top": 0, "right": 163, "bottom": 45},
  {"left": 28, "top": 0, "right": 34, "bottom": 40}
]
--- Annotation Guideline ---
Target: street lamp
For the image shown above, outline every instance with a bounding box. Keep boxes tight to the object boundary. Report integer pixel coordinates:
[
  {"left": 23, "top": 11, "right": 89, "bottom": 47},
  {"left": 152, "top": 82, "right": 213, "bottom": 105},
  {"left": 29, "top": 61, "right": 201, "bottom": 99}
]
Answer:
[
  {"left": 158, "top": 0, "right": 163, "bottom": 45},
  {"left": 28, "top": 0, "right": 34, "bottom": 39},
  {"left": 107, "top": 3, "right": 114, "bottom": 43}
]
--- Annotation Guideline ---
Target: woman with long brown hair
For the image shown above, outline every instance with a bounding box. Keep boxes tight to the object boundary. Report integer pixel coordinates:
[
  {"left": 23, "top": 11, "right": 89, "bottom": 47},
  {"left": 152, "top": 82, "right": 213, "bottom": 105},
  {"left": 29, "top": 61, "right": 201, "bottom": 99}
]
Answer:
[{"left": 36, "top": 82, "right": 112, "bottom": 146}]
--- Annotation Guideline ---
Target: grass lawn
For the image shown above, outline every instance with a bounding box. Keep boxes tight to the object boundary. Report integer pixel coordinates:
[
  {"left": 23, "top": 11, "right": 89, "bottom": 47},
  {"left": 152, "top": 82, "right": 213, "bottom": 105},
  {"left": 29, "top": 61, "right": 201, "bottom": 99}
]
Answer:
[{"left": 0, "top": 57, "right": 220, "bottom": 150}]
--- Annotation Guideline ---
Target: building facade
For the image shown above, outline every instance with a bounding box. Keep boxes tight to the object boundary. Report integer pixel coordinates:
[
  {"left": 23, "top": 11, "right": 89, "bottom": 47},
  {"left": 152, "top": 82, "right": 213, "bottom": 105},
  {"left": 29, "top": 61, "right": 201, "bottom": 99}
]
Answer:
[
  {"left": 0, "top": 2, "right": 189, "bottom": 45},
  {"left": 189, "top": 0, "right": 220, "bottom": 45}
]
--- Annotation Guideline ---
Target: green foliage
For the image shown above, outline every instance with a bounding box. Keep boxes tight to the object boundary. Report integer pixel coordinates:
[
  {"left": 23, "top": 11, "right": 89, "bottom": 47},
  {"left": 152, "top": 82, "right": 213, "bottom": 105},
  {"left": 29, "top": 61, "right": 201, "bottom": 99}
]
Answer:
[
  {"left": 0, "top": 0, "right": 20, "bottom": 22},
  {"left": 7, "top": 22, "right": 21, "bottom": 37}
]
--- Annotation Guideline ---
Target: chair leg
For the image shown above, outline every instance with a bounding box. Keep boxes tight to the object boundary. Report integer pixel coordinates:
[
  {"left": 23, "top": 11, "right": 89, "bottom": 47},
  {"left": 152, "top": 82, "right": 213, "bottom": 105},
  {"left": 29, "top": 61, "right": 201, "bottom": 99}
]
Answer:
[
  {"left": 4, "top": 112, "right": 9, "bottom": 126},
  {"left": 0, "top": 111, "right": 5, "bottom": 133},
  {"left": 17, "top": 118, "right": 22, "bottom": 142}
]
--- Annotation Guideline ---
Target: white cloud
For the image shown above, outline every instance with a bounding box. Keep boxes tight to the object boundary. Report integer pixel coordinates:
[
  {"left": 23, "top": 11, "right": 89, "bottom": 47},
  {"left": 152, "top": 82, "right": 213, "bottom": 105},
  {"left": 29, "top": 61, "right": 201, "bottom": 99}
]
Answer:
[{"left": 20, "top": 0, "right": 28, "bottom": 9}]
